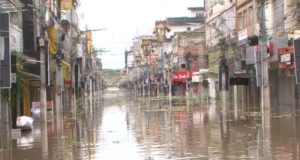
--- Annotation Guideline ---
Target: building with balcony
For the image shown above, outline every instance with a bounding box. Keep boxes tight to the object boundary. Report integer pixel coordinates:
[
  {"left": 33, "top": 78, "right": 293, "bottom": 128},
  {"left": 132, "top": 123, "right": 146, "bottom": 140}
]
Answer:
[
  {"left": 234, "top": 0, "right": 300, "bottom": 110},
  {"left": 0, "top": 0, "right": 25, "bottom": 127},
  {"left": 204, "top": 0, "right": 236, "bottom": 99}
]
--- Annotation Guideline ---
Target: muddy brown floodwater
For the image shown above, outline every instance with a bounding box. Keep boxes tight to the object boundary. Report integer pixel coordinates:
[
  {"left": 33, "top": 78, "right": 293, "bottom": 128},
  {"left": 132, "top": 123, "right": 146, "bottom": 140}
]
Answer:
[{"left": 1, "top": 89, "right": 300, "bottom": 160}]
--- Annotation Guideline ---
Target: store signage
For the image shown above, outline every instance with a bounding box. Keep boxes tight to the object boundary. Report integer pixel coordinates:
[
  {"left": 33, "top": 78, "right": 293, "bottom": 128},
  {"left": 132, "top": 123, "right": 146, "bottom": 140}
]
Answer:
[
  {"left": 294, "top": 39, "right": 300, "bottom": 84},
  {"left": 172, "top": 69, "right": 193, "bottom": 82},
  {"left": 238, "top": 28, "right": 247, "bottom": 41},
  {"left": 280, "top": 54, "right": 291, "bottom": 64},
  {"left": 10, "top": 25, "right": 23, "bottom": 52},
  {"left": 173, "top": 74, "right": 186, "bottom": 79},
  {"left": 192, "top": 72, "right": 200, "bottom": 82}
]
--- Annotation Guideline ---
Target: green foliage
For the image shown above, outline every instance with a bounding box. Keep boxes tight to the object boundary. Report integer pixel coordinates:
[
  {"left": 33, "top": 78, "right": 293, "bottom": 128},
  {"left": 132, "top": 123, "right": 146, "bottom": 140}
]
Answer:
[
  {"left": 1, "top": 52, "right": 26, "bottom": 103},
  {"left": 1, "top": 89, "right": 10, "bottom": 102},
  {"left": 102, "top": 69, "right": 122, "bottom": 86},
  {"left": 12, "top": 52, "right": 26, "bottom": 101},
  {"left": 208, "top": 45, "right": 235, "bottom": 73},
  {"left": 102, "top": 69, "right": 121, "bottom": 74},
  {"left": 208, "top": 51, "right": 219, "bottom": 73}
]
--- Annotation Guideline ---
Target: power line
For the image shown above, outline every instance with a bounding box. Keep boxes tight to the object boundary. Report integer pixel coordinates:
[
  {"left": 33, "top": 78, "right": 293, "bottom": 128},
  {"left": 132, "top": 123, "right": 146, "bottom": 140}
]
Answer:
[{"left": 5, "top": 0, "right": 45, "bottom": 27}]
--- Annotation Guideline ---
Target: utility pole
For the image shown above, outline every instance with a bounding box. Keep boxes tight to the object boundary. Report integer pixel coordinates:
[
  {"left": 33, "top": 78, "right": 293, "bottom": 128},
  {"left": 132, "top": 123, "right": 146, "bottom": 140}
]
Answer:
[
  {"left": 142, "top": 39, "right": 151, "bottom": 97},
  {"left": 259, "top": 0, "right": 270, "bottom": 109},
  {"left": 185, "top": 51, "right": 192, "bottom": 98},
  {"left": 258, "top": 2, "right": 271, "bottom": 159},
  {"left": 70, "top": 8, "right": 77, "bottom": 120},
  {"left": 36, "top": 0, "right": 49, "bottom": 158},
  {"left": 219, "top": 37, "right": 228, "bottom": 91},
  {"left": 147, "top": 58, "right": 151, "bottom": 97},
  {"left": 55, "top": 0, "right": 63, "bottom": 131},
  {"left": 168, "top": 53, "right": 173, "bottom": 101},
  {"left": 218, "top": 36, "right": 229, "bottom": 112},
  {"left": 37, "top": 0, "right": 47, "bottom": 124}
]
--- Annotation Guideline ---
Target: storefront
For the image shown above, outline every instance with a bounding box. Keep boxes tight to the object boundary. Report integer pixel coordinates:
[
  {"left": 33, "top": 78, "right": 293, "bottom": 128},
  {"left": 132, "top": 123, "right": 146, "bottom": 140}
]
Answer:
[{"left": 172, "top": 68, "right": 193, "bottom": 96}]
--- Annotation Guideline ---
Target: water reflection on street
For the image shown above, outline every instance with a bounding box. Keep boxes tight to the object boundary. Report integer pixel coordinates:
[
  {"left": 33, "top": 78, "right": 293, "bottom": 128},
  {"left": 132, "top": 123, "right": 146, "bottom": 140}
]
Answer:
[{"left": 1, "top": 89, "right": 300, "bottom": 159}]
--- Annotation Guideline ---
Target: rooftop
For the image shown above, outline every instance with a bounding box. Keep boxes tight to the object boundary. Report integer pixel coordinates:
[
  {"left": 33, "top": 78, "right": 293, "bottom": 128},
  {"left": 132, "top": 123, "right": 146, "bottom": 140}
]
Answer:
[
  {"left": 166, "top": 17, "right": 204, "bottom": 26},
  {"left": 188, "top": 7, "right": 205, "bottom": 11}
]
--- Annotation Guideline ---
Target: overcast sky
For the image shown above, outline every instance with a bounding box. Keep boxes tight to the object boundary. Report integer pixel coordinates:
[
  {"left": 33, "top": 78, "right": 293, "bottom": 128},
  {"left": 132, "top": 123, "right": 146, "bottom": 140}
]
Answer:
[{"left": 78, "top": 0, "right": 203, "bottom": 69}]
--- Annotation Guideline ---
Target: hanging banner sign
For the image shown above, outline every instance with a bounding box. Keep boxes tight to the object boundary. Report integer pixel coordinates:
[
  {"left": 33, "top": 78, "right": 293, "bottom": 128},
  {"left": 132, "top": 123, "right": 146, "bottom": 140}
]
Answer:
[{"left": 61, "top": 0, "right": 73, "bottom": 10}]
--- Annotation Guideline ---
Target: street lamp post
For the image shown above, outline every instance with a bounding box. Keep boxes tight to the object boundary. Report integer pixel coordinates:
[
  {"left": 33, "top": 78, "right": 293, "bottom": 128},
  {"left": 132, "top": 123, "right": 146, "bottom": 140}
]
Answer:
[
  {"left": 166, "top": 53, "right": 173, "bottom": 100},
  {"left": 218, "top": 37, "right": 229, "bottom": 92}
]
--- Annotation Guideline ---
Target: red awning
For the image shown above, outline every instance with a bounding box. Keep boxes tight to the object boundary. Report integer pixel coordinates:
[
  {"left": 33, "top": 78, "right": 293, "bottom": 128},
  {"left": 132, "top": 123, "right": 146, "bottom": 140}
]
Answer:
[{"left": 172, "top": 68, "right": 193, "bottom": 82}]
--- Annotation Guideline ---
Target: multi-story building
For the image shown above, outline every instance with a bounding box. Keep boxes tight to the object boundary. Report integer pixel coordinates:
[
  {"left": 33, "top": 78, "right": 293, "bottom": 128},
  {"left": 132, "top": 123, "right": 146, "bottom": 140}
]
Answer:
[
  {"left": 205, "top": 0, "right": 236, "bottom": 99},
  {"left": 0, "top": 0, "right": 84, "bottom": 126},
  {"left": 234, "top": 0, "right": 300, "bottom": 110},
  {"left": 265, "top": 0, "right": 300, "bottom": 110},
  {"left": 121, "top": 35, "right": 156, "bottom": 94},
  {"left": 0, "top": 0, "right": 24, "bottom": 127},
  {"left": 165, "top": 8, "right": 205, "bottom": 96},
  {"left": 234, "top": 0, "right": 260, "bottom": 110},
  {"left": 119, "top": 7, "right": 206, "bottom": 96},
  {"left": 171, "top": 27, "right": 205, "bottom": 96}
]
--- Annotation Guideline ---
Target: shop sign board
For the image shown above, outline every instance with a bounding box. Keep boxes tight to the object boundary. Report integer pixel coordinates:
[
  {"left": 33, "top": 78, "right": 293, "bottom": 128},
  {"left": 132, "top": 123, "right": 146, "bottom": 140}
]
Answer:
[{"left": 294, "top": 39, "right": 300, "bottom": 84}]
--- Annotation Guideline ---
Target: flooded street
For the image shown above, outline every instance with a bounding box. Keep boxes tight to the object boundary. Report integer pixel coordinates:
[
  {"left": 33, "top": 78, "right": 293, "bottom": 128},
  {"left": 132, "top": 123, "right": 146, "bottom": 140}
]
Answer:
[{"left": 1, "top": 89, "right": 300, "bottom": 160}]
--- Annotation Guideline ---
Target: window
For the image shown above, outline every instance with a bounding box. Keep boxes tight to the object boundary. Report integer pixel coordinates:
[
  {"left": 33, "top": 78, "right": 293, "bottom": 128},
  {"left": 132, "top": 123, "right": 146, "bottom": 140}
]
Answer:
[
  {"left": 196, "top": 13, "right": 204, "bottom": 18},
  {"left": 248, "top": 7, "right": 254, "bottom": 33},
  {"left": 243, "top": 9, "right": 248, "bottom": 27},
  {"left": 249, "top": 7, "right": 253, "bottom": 23},
  {"left": 238, "top": 12, "right": 243, "bottom": 30}
]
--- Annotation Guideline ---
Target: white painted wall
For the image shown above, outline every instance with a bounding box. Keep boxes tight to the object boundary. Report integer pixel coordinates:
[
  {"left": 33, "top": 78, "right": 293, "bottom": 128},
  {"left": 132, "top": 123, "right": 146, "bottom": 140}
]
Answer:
[
  {"left": 208, "top": 78, "right": 217, "bottom": 98},
  {"left": 166, "top": 25, "right": 200, "bottom": 39},
  {"left": 127, "top": 53, "right": 134, "bottom": 68}
]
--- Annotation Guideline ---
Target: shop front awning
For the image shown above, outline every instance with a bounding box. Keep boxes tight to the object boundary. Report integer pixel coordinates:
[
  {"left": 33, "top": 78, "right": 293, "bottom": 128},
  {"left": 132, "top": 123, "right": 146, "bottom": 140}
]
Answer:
[
  {"left": 229, "top": 72, "right": 251, "bottom": 85},
  {"left": 172, "top": 68, "right": 193, "bottom": 83},
  {"left": 18, "top": 70, "right": 40, "bottom": 80},
  {"left": 199, "top": 69, "right": 218, "bottom": 79}
]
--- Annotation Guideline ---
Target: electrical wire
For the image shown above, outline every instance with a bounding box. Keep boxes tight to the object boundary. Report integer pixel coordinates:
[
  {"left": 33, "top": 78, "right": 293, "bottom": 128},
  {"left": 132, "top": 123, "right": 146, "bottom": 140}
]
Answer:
[
  {"left": 5, "top": 0, "right": 45, "bottom": 27},
  {"left": 267, "top": 7, "right": 298, "bottom": 33},
  {"left": 205, "top": 5, "right": 300, "bottom": 46}
]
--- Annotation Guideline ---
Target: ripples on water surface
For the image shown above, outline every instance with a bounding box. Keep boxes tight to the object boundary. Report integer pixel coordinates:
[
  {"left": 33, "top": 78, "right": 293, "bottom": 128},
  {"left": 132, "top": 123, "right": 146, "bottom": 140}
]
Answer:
[{"left": 0, "top": 89, "right": 299, "bottom": 160}]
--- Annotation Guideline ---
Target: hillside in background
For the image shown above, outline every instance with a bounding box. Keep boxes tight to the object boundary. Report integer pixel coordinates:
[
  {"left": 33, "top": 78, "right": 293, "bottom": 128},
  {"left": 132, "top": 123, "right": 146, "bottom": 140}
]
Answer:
[{"left": 102, "top": 69, "right": 122, "bottom": 87}]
